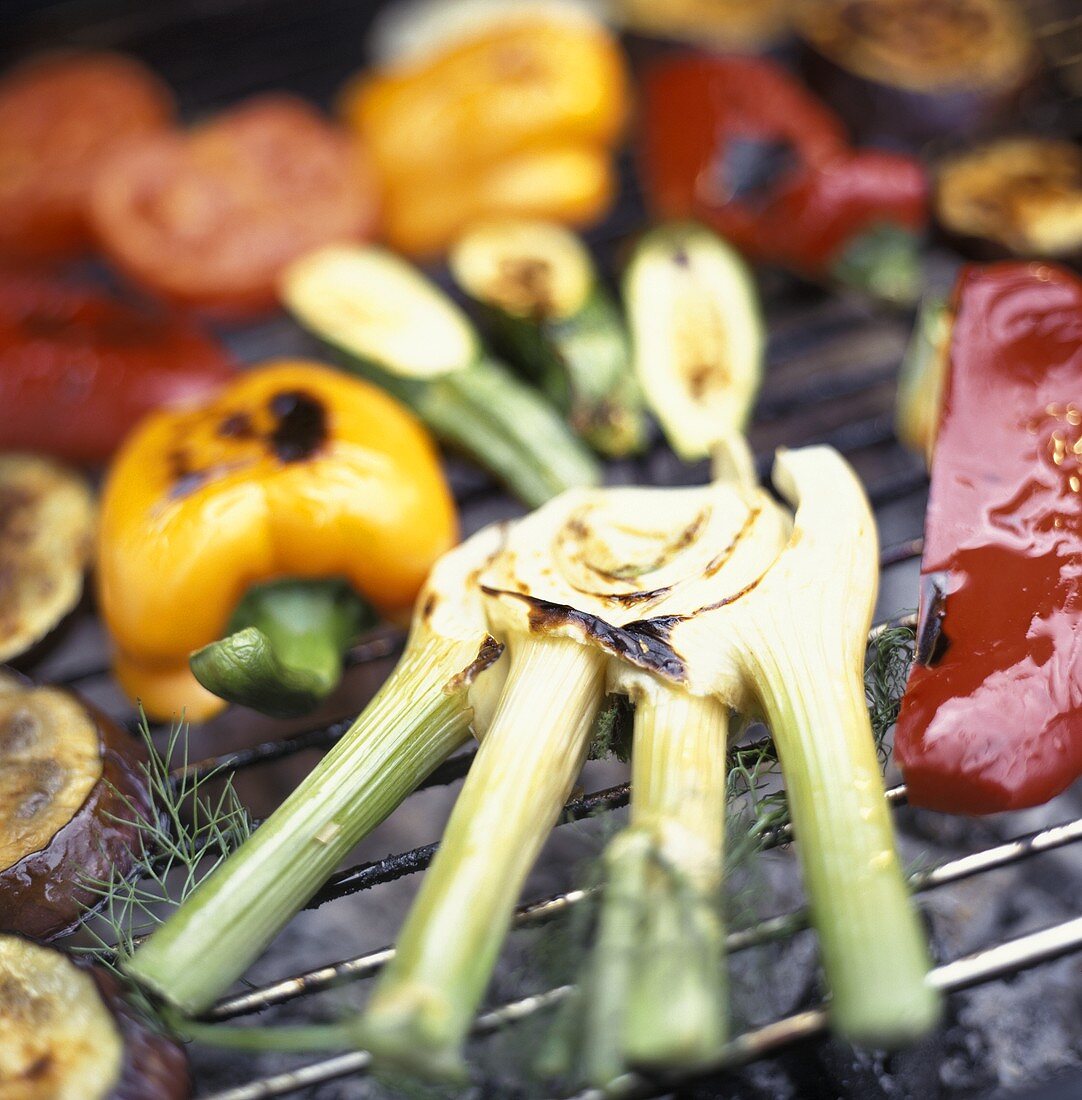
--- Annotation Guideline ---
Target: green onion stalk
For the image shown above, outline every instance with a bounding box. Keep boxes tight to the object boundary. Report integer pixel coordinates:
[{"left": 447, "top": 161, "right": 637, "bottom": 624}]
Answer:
[{"left": 124, "top": 526, "right": 510, "bottom": 1017}]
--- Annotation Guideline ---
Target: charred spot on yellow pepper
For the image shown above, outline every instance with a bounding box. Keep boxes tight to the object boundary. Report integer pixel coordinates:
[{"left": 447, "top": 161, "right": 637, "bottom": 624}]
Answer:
[
  {"left": 97, "top": 360, "right": 458, "bottom": 722},
  {"left": 168, "top": 388, "right": 329, "bottom": 499},
  {"left": 266, "top": 390, "right": 327, "bottom": 462}
]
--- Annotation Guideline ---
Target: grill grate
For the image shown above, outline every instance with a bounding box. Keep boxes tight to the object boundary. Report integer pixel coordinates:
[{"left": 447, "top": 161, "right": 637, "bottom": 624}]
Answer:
[
  {"left": 30, "top": 287, "right": 1082, "bottom": 1097},
  {"left": 5, "top": 1, "right": 1082, "bottom": 1097},
  {"left": 40, "top": 325, "right": 1082, "bottom": 1096}
]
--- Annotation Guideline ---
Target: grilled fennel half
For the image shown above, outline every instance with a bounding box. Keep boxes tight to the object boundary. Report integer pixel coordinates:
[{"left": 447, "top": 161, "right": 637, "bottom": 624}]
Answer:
[
  {"left": 450, "top": 219, "right": 646, "bottom": 457},
  {"left": 359, "top": 479, "right": 777, "bottom": 1076},
  {"left": 361, "top": 446, "right": 937, "bottom": 1081},
  {"left": 359, "top": 475, "right": 782, "bottom": 1077},
  {"left": 586, "top": 448, "right": 939, "bottom": 1080},
  {"left": 282, "top": 244, "right": 600, "bottom": 508},
  {"left": 125, "top": 526, "right": 509, "bottom": 1016}
]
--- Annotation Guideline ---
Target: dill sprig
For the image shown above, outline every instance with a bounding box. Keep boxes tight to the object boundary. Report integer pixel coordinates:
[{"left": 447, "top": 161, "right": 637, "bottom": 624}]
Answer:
[
  {"left": 726, "top": 618, "right": 916, "bottom": 855},
  {"left": 866, "top": 620, "right": 916, "bottom": 764},
  {"left": 73, "top": 715, "right": 253, "bottom": 971}
]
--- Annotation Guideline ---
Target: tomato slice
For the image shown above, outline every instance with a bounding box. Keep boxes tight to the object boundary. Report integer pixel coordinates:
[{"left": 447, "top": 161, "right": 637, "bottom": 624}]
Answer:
[
  {"left": 90, "top": 95, "right": 380, "bottom": 317},
  {"left": 0, "top": 270, "right": 236, "bottom": 464},
  {"left": 0, "top": 52, "right": 174, "bottom": 264}
]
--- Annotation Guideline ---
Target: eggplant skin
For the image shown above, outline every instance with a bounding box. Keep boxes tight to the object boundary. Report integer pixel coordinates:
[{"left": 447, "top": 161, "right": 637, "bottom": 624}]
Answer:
[
  {"left": 0, "top": 696, "right": 154, "bottom": 941},
  {"left": 90, "top": 965, "right": 192, "bottom": 1100},
  {"left": 615, "top": 0, "right": 792, "bottom": 53},
  {"left": 795, "top": 0, "right": 1039, "bottom": 148}
]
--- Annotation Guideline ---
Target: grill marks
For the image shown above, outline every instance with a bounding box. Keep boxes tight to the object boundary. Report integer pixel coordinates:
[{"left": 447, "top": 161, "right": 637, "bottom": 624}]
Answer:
[
  {"left": 487, "top": 589, "right": 691, "bottom": 681},
  {"left": 445, "top": 635, "right": 505, "bottom": 694},
  {"left": 167, "top": 389, "right": 328, "bottom": 498}
]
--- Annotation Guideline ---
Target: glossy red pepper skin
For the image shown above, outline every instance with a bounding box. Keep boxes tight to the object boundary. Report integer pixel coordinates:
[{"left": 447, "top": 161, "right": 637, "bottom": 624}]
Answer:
[
  {"left": 895, "top": 262, "right": 1082, "bottom": 814},
  {"left": 639, "top": 54, "right": 927, "bottom": 276},
  {"left": 0, "top": 272, "right": 236, "bottom": 464}
]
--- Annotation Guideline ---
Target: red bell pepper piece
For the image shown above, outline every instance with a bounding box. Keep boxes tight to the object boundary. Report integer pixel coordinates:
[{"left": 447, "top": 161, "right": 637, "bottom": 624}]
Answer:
[
  {"left": 895, "top": 262, "right": 1082, "bottom": 814},
  {"left": 0, "top": 271, "right": 236, "bottom": 464},
  {"left": 639, "top": 54, "right": 928, "bottom": 302}
]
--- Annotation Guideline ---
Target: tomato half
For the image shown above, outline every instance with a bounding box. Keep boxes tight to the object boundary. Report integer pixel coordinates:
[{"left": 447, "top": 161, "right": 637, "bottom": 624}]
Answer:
[
  {"left": 0, "top": 52, "right": 174, "bottom": 264},
  {"left": 90, "top": 95, "right": 380, "bottom": 317}
]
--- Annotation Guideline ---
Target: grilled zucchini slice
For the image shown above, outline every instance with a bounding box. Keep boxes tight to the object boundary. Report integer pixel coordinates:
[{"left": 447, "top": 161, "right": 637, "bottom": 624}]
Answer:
[
  {"left": 450, "top": 219, "right": 646, "bottom": 456},
  {"left": 896, "top": 296, "right": 951, "bottom": 462},
  {"left": 282, "top": 244, "right": 600, "bottom": 507},
  {"left": 624, "top": 223, "right": 764, "bottom": 462}
]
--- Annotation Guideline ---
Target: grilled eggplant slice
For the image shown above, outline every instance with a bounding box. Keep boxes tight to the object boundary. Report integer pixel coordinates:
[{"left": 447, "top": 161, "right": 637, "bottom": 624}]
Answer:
[
  {"left": 0, "top": 675, "right": 153, "bottom": 940},
  {"left": 796, "top": 0, "right": 1037, "bottom": 148},
  {"left": 0, "top": 454, "right": 95, "bottom": 664},
  {"left": 0, "top": 934, "right": 190, "bottom": 1099},
  {"left": 613, "top": 0, "right": 791, "bottom": 53},
  {"left": 935, "top": 138, "right": 1082, "bottom": 261}
]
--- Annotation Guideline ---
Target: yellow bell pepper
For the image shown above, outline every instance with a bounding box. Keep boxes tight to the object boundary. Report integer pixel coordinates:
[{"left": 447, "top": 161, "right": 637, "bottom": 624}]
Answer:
[
  {"left": 98, "top": 360, "right": 458, "bottom": 722},
  {"left": 341, "top": 15, "right": 629, "bottom": 256},
  {"left": 379, "top": 143, "right": 617, "bottom": 258}
]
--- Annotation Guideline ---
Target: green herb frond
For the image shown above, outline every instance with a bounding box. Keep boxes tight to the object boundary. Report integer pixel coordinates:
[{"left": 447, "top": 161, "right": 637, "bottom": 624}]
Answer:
[
  {"left": 865, "top": 619, "right": 916, "bottom": 765},
  {"left": 73, "top": 714, "right": 253, "bottom": 971},
  {"left": 587, "top": 694, "right": 634, "bottom": 762}
]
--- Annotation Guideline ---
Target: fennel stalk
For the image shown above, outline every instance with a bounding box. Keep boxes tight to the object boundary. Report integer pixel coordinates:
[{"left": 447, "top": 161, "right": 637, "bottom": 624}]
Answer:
[
  {"left": 580, "top": 470, "right": 790, "bottom": 1082},
  {"left": 658, "top": 447, "right": 941, "bottom": 1045},
  {"left": 584, "top": 680, "right": 731, "bottom": 1083},
  {"left": 125, "top": 526, "right": 508, "bottom": 1016},
  {"left": 359, "top": 633, "right": 606, "bottom": 1080},
  {"left": 358, "top": 491, "right": 629, "bottom": 1078}
]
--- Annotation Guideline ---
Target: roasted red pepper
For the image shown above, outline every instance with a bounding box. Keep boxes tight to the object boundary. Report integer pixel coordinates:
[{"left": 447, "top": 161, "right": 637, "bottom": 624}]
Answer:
[
  {"left": 639, "top": 54, "right": 928, "bottom": 302},
  {"left": 895, "top": 262, "right": 1082, "bottom": 814},
  {"left": 0, "top": 271, "right": 235, "bottom": 464}
]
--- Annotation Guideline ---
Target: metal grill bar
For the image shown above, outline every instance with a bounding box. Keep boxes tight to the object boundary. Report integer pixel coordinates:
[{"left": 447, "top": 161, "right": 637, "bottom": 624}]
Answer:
[
  {"left": 198, "top": 914, "right": 1082, "bottom": 1100},
  {"left": 588, "top": 915, "right": 1082, "bottom": 1100},
  {"left": 309, "top": 782, "right": 635, "bottom": 908},
  {"left": 205, "top": 809, "right": 1082, "bottom": 1022}
]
